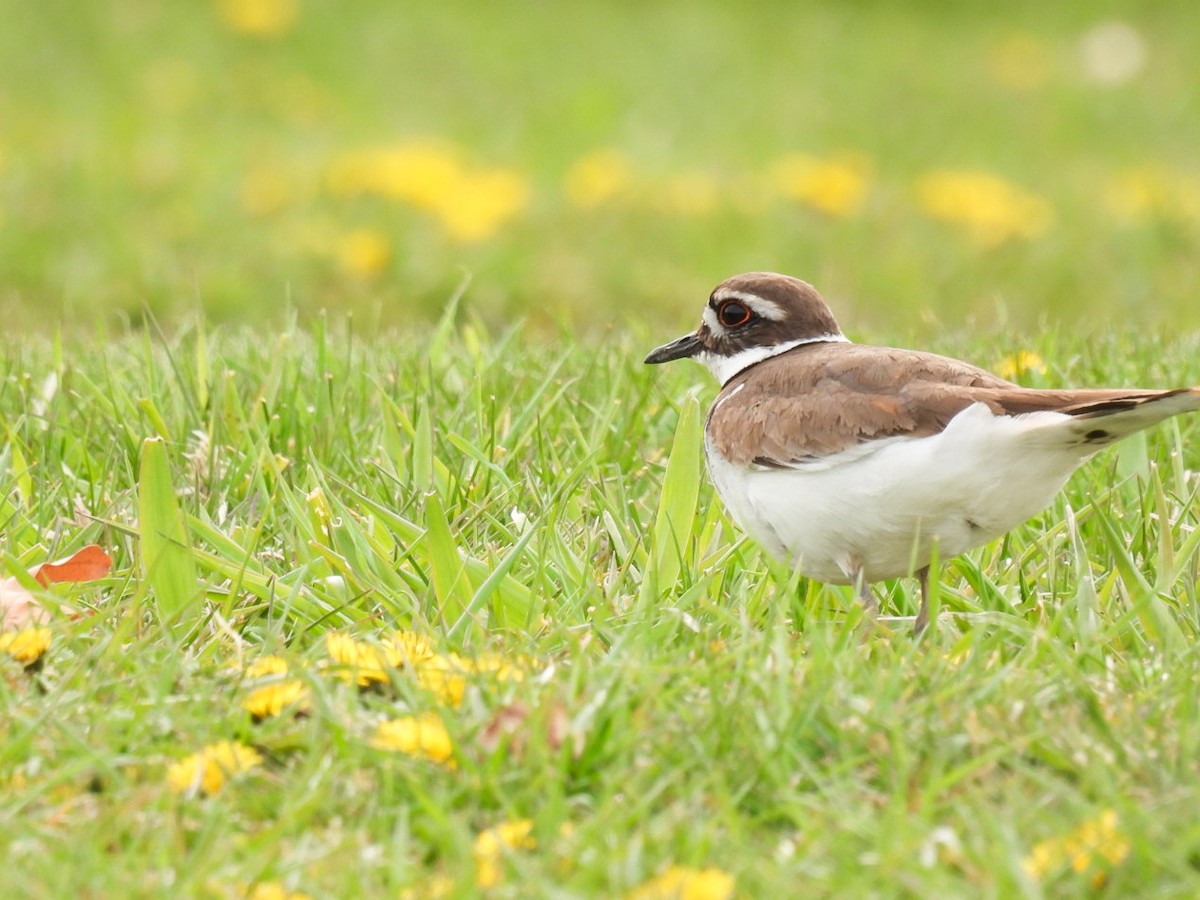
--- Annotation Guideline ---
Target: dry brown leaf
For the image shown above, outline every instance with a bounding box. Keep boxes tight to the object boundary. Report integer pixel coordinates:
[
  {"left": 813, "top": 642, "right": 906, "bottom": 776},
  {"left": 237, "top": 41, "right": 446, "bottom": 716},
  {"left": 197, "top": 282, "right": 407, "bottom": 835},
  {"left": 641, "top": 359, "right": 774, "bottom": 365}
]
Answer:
[{"left": 1, "top": 545, "right": 113, "bottom": 629}]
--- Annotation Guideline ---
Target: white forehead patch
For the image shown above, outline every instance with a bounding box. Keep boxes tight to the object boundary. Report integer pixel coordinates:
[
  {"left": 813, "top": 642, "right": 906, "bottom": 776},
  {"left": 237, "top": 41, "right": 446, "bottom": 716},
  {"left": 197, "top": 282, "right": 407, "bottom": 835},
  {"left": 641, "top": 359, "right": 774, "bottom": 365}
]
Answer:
[{"left": 710, "top": 289, "right": 788, "bottom": 322}]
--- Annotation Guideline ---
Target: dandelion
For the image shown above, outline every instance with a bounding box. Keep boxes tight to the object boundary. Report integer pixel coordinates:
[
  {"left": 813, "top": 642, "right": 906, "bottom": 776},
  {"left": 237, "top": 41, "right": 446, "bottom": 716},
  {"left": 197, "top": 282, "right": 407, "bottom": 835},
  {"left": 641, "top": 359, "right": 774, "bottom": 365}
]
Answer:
[
  {"left": 371, "top": 712, "right": 456, "bottom": 767},
  {"left": 415, "top": 651, "right": 531, "bottom": 708},
  {"left": 655, "top": 171, "right": 721, "bottom": 216},
  {"left": 244, "top": 655, "right": 290, "bottom": 679},
  {"left": 628, "top": 866, "right": 736, "bottom": 900},
  {"left": 334, "top": 228, "right": 391, "bottom": 278},
  {"left": 245, "top": 883, "right": 312, "bottom": 900},
  {"left": 432, "top": 169, "right": 529, "bottom": 242},
  {"left": 166, "top": 741, "right": 262, "bottom": 796},
  {"left": 325, "top": 631, "right": 433, "bottom": 686},
  {"left": 914, "top": 169, "right": 1053, "bottom": 247},
  {"left": 244, "top": 679, "right": 310, "bottom": 720},
  {"left": 474, "top": 819, "right": 536, "bottom": 887},
  {"left": 770, "top": 153, "right": 871, "bottom": 217},
  {"left": 564, "top": 149, "right": 632, "bottom": 208},
  {"left": 1104, "top": 167, "right": 1200, "bottom": 225},
  {"left": 995, "top": 349, "right": 1046, "bottom": 381},
  {"left": 0, "top": 628, "right": 51, "bottom": 666},
  {"left": 214, "top": 0, "right": 298, "bottom": 37},
  {"left": 1023, "top": 809, "right": 1129, "bottom": 886}
]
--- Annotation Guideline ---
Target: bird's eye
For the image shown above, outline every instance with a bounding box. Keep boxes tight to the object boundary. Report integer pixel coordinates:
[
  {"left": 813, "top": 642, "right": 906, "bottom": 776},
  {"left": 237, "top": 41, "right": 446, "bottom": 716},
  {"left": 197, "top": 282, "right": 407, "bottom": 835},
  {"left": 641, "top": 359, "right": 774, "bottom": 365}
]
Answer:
[{"left": 718, "top": 300, "right": 753, "bottom": 328}]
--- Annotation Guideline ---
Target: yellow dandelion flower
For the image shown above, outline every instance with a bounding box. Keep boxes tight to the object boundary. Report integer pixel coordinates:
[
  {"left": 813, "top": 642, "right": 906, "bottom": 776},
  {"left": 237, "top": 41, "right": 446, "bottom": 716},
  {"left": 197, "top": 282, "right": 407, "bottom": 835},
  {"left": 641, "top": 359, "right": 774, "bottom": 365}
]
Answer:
[
  {"left": 988, "top": 32, "right": 1053, "bottom": 91},
  {"left": 1022, "top": 809, "right": 1129, "bottom": 883},
  {"left": 914, "top": 169, "right": 1053, "bottom": 247},
  {"left": 244, "top": 655, "right": 290, "bottom": 679},
  {"left": 371, "top": 712, "right": 456, "bottom": 767},
  {"left": 415, "top": 653, "right": 470, "bottom": 708},
  {"left": 399, "top": 875, "right": 455, "bottom": 900},
  {"left": 995, "top": 349, "right": 1046, "bottom": 381},
  {"left": 628, "top": 866, "right": 736, "bottom": 900},
  {"left": 1105, "top": 167, "right": 1200, "bottom": 225},
  {"left": 246, "top": 882, "right": 312, "bottom": 900},
  {"left": 564, "top": 149, "right": 631, "bottom": 207},
  {"left": 214, "top": 0, "right": 297, "bottom": 37},
  {"left": 770, "top": 153, "right": 871, "bottom": 217},
  {"left": 0, "top": 628, "right": 51, "bottom": 666},
  {"left": 431, "top": 168, "right": 529, "bottom": 242},
  {"left": 324, "top": 631, "right": 434, "bottom": 686},
  {"left": 334, "top": 228, "right": 391, "bottom": 278},
  {"left": 325, "top": 142, "right": 464, "bottom": 205},
  {"left": 166, "top": 741, "right": 262, "bottom": 796},
  {"left": 474, "top": 818, "right": 536, "bottom": 888},
  {"left": 244, "top": 679, "right": 310, "bottom": 720}
]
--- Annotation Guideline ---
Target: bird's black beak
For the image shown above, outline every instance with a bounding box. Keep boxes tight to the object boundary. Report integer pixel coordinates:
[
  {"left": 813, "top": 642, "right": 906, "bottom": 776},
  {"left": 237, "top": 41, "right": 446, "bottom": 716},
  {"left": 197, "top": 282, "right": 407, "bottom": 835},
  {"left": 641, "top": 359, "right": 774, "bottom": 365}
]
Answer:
[{"left": 644, "top": 332, "right": 703, "bottom": 365}]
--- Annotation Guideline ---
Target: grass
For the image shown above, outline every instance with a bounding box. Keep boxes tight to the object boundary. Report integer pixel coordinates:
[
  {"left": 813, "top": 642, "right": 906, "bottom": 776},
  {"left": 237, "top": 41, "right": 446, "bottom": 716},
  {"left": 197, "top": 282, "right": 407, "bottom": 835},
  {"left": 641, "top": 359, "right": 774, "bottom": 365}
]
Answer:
[
  {"left": 5, "top": 1, "right": 1200, "bottom": 895},
  {"left": 2, "top": 312, "right": 1200, "bottom": 897}
]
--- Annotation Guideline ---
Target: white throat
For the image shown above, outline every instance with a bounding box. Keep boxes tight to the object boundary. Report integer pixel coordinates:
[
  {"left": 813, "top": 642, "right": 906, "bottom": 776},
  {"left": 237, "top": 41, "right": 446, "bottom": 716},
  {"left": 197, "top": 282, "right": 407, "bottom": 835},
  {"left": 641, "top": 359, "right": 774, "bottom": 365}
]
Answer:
[{"left": 700, "top": 333, "right": 850, "bottom": 385}]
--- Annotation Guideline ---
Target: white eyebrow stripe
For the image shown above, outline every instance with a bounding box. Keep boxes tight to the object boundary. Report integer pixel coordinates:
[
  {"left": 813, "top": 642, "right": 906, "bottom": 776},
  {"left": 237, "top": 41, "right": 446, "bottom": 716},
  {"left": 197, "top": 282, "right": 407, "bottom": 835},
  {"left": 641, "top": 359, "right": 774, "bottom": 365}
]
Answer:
[{"left": 711, "top": 289, "right": 787, "bottom": 321}]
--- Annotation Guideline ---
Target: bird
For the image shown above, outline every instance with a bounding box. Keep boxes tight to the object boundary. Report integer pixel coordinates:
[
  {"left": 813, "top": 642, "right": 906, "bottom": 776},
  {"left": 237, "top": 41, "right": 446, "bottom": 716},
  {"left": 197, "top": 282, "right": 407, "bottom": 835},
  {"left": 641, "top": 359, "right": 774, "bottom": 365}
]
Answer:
[{"left": 645, "top": 272, "right": 1200, "bottom": 633}]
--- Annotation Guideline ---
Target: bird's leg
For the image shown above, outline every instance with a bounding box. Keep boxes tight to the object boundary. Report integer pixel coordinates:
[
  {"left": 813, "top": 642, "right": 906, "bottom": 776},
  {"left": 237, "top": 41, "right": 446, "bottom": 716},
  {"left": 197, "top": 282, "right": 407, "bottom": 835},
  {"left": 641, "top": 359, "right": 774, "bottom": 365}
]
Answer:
[
  {"left": 914, "top": 566, "right": 933, "bottom": 635},
  {"left": 852, "top": 567, "right": 879, "bottom": 619}
]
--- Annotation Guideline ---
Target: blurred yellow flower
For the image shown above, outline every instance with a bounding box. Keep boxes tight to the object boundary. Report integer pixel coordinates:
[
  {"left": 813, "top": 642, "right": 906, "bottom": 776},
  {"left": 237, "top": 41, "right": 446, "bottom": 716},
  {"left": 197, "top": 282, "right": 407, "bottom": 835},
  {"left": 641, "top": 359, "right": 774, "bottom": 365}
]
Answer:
[
  {"left": 325, "top": 630, "right": 434, "bottom": 686},
  {"left": 564, "top": 149, "right": 632, "bottom": 207},
  {"left": 628, "top": 866, "right": 736, "bottom": 900},
  {"left": 988, "top": 32, "right": 1054, "bottom": 91},
  {"left": 433, "top": 168, "right": 530, "bottom": 242},
  {"left": 475, "top": 818, "right": 536, "bottom": 887},
  {"left": 215, "top": 0, "right": 298, "bottom": 37},
  {"left": 1105, "top": 167, "right": 1200, "bottom": 225},
  {"left": 244, "top": 679, "right": 310, "bottom": 720},
  {"left": 246, "top": 882, "right": 312, "bottom": 900},
  {"left": 325, "top": 142, "right": 528, "bottom": 242},
  {"left": 0, "top": 628, "right": 51, "bottom": 666},
  {"left": 244, "top": 655, "right": 290, "bottom": 679},
  {"left": 167, "top": 741, "right": 263, "bottom": 796},
  {"left": 914, "top": 169, "right": 1053, "bottom": 246},
  {"left": 1023, "top": 809, "right": 1129, "bottom": 886},
  {"left": 416, "top": 651, "right": 531, "bottom": 707},
  {"left": 995, "top": 349, "right": 1046, "bottom": 381},
  {"left": 371, "top": 712, "right": 456, "bottom": 767},
  {"left": 770, "top": 153, "right": 871, "bottom": 217},
  {"left": 334, "top": 228, "right": 392, "bottom": 278}
]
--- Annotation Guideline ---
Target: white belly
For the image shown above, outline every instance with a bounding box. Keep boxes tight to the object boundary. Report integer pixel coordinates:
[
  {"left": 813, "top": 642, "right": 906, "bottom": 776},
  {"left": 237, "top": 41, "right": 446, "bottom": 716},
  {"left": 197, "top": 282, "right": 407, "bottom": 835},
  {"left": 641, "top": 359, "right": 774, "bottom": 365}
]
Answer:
[{"left": 704, "top": 403, "right": 1092, "bottom": 582}]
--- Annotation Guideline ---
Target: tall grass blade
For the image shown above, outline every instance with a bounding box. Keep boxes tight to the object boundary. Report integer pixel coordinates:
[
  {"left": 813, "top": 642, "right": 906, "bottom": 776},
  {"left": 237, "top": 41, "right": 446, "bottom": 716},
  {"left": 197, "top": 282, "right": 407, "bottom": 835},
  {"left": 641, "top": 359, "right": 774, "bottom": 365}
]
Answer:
[{"left": 138, "top": 437, "right": 198, "bottom": 631}]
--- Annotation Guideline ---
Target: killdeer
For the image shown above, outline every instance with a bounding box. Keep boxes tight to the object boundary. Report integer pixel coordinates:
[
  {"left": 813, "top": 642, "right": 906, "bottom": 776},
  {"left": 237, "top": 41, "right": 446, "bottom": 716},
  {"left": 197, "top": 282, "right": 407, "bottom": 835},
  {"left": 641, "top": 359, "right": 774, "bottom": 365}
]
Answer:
[{"left": 645, "top": 272, "right": 1200, "bottom": 633}]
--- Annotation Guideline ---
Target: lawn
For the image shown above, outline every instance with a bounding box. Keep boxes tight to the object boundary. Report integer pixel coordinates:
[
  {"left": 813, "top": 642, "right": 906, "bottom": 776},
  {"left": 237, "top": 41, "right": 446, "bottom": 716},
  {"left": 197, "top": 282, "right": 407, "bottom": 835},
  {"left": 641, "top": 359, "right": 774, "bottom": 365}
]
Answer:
[{"left": 4, "top": 2, "right": 1200, "bottom": 898}]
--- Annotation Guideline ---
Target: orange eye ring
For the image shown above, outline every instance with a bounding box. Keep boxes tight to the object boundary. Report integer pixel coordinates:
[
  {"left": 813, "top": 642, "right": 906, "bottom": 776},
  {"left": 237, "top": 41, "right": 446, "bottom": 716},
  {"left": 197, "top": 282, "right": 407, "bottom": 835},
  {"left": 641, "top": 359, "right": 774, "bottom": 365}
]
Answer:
[{"left": 718, "top": 300, "right": 753, "bottom": 328}]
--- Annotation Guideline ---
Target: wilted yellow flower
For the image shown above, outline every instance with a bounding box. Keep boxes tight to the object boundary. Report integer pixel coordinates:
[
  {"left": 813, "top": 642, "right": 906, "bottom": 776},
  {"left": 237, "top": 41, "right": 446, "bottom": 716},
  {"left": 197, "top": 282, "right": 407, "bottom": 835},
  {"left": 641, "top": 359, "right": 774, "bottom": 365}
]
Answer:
[
  {"left": 770, "top": 153, "right": 871, "bottom": 217},
  {"left": 995, "top": 349, "right": 1046, "bottom": 381},
  {"left": 1023, "top": 809, "right": 1129, "bottom": 885},
  {"left": 988, "top": 32, "right": 1053, "bottom": 91},
  {"left": 214, "top": 0, "right": 297, "bottom": 37},
  {"left": 167, "top": 741, "right": 263, "bottom": 796},
  {"left": 1105, "top": 167, "right": 1200, "bottom": 225},
  {"left": 244, "top": 679, "right": 310, "bottom": 720},
  {"left": 371, "top": 712, "right": 456, "bottom": 767},
  {"left": 244, "top": 655, "right": 290, "bottom": 679},
  {"left": 628, "top": 866, "right": 736, "bottom": 900},
  {"left": 474, "top": 818, "right": 536, "bottom": 887},
  {"left": 915, "top": 169, "right": 1053, "bottom": 246},
  {"left": 246, "top": 882, "right": 312, "bottom": 900},
  {"left": 564, "top": 149, "right": 632, "bottom": 207},
  {"left": 0, "top": 628, "right": 51, "bottom": 665},
  {"left": 325, "top": 631, "right": 434, "bottom": 686},
  {"left": 334, "top": 228, "right": 391, "bottom": 278}
]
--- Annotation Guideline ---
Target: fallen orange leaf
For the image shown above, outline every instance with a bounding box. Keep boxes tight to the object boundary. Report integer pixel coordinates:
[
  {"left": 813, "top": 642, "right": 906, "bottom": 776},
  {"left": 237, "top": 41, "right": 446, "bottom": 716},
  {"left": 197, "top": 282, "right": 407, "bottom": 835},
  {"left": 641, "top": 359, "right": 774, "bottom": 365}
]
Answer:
[{"left": 33, "top": 545, "right": 113, "bottom": 587}]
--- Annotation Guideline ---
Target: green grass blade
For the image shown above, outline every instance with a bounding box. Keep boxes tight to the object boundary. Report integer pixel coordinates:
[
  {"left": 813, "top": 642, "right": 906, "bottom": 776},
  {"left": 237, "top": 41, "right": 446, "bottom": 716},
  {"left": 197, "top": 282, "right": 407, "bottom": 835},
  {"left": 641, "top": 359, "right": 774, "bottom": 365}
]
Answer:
[
  {"left": 641, "top": 393, "right": 702, "bottom": 603},
  {"left": 137, "top": 437, "right": 198, "bottom": 631}
]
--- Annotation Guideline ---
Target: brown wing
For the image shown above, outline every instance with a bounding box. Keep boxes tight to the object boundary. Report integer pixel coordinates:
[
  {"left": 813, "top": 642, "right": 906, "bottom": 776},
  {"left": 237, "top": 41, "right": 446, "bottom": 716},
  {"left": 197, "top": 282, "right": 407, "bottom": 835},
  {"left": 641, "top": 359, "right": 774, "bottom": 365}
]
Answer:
[{"left": 707, "top": 342, "right": 1184, "bottom": 467}]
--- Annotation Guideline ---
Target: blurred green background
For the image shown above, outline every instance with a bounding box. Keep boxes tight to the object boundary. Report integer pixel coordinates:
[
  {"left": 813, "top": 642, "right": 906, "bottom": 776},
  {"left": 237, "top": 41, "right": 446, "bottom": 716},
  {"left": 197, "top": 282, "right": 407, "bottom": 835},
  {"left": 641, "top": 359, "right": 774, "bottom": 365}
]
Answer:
[{"left": 2, "top": 0, "right": 1198, "bottom": 332}]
